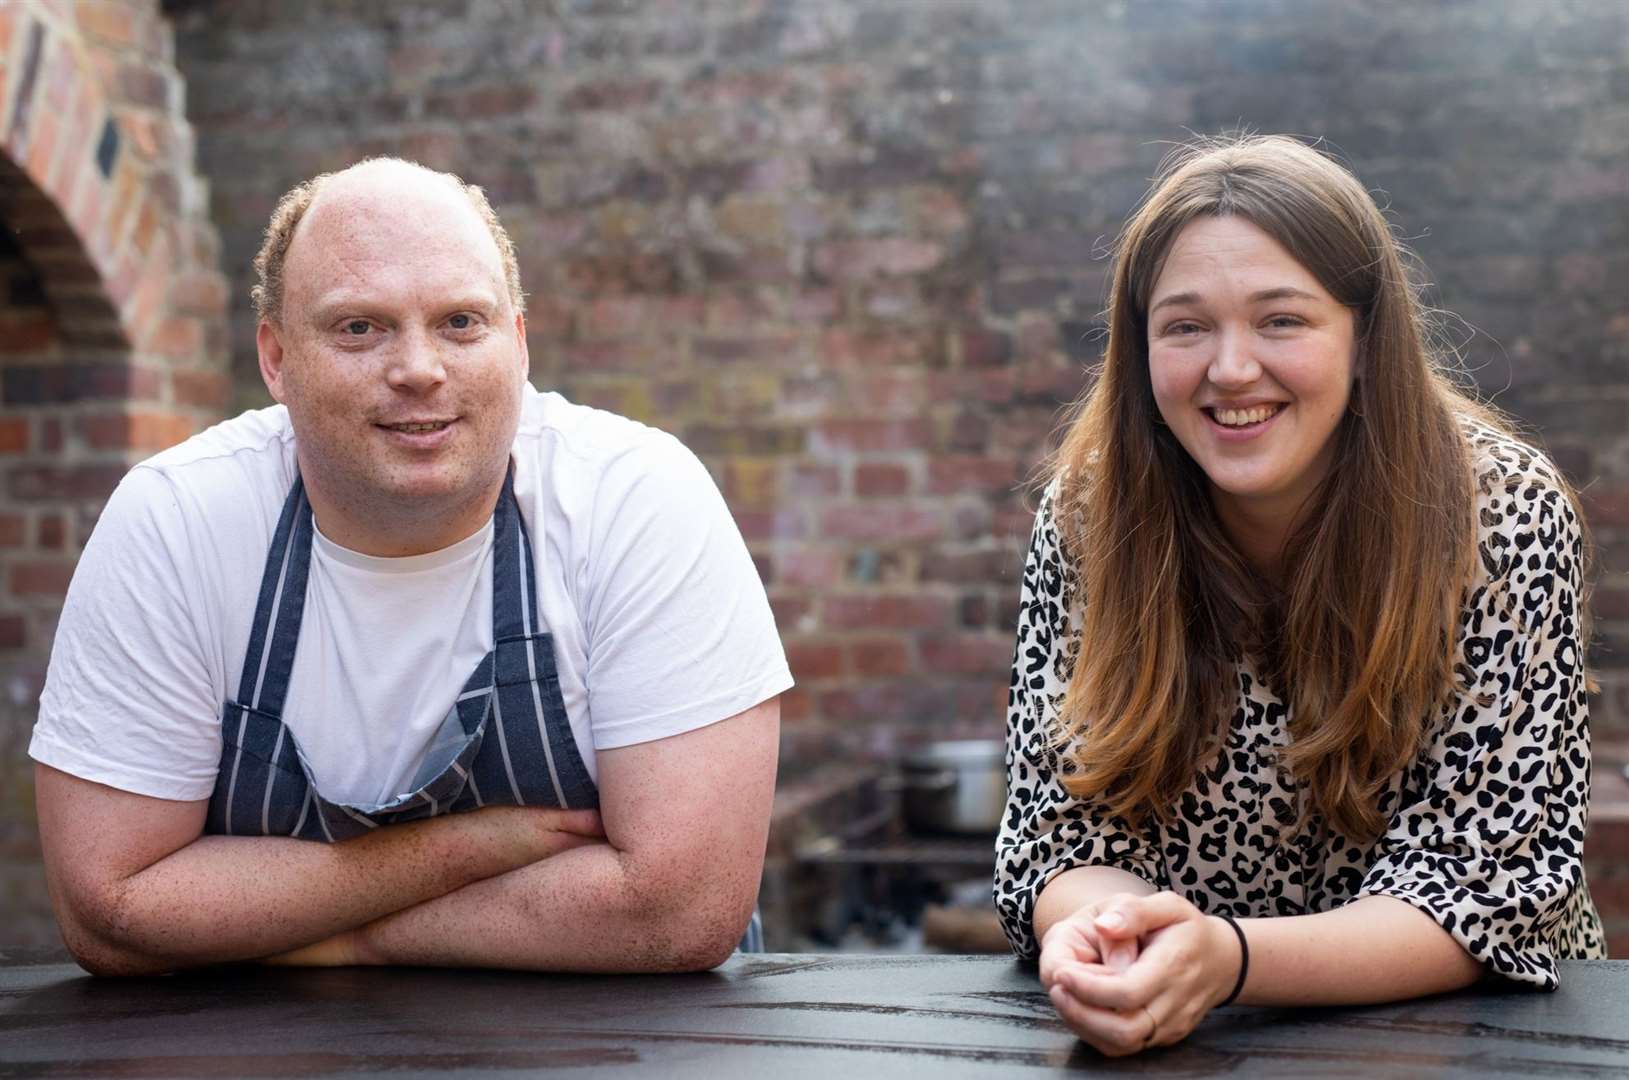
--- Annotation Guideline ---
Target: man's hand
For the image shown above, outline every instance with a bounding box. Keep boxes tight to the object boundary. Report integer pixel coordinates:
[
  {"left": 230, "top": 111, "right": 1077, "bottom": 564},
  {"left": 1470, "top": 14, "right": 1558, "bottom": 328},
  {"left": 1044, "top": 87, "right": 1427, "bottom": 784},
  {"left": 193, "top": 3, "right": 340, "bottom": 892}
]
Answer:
[{"left": 1043, "top": 891, "right": 1242, "bottom": 1056}]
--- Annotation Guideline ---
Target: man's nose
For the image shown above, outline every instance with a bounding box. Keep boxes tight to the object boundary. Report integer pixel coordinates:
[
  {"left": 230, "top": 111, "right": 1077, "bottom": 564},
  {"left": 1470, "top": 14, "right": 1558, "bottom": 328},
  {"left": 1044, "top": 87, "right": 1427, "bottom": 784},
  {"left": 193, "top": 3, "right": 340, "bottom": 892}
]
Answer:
[
  {"left": 1207, "top": 328, "right": 1262, "bottom": 388},
  {"left": 386, "top": 329, "right": 447, "bottom": 392}
]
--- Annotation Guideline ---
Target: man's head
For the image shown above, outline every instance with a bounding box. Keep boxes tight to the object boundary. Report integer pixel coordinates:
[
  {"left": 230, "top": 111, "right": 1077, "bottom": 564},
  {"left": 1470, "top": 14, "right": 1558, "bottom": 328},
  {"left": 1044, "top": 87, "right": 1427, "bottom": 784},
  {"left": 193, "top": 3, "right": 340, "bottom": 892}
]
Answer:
[
  {"left": 253, "top": 157, "right": 524, "bottom": 324},
  {"left": 254, "top": 158, "right": 530, "bottom": 556}
]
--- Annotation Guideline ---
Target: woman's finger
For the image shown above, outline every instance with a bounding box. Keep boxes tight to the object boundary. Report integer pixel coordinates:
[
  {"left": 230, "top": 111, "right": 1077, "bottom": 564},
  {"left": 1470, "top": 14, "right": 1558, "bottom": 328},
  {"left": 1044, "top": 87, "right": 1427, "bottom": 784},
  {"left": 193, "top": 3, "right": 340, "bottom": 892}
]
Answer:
[
  {"left": 1048, "top": 983, "right": 1152, "bottom": 1058},
  {"left": 1092, "top": 891, "right": 1197, "bottom": 942}
]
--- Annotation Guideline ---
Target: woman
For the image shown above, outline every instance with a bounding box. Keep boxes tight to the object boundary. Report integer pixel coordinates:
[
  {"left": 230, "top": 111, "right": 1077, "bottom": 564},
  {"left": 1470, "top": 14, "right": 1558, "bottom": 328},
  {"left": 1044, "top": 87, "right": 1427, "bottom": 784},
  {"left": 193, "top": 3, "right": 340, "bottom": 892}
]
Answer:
[{"left": 994, "top": 134, "right": 1604, "bottom": 1056}]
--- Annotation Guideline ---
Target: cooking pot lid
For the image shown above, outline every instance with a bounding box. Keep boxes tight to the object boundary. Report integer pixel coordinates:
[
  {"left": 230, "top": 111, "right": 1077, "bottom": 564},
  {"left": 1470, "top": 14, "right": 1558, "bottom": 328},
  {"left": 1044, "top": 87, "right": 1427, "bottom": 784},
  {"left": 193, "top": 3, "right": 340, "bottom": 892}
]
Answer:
[{"left": 902, "top": 738, "right": 1004, "bottom": 768}]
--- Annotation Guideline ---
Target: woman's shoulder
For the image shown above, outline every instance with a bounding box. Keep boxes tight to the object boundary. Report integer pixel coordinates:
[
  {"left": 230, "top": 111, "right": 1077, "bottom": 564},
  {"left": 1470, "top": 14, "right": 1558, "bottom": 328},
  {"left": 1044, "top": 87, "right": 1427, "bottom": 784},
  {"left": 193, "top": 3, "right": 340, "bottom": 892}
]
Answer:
[
  {"left": 1462, "top": 418, "right": 1571, "bottom": 505},
  {"left": 1458, "top": 416, "right": 1585, "bottom": 589}
]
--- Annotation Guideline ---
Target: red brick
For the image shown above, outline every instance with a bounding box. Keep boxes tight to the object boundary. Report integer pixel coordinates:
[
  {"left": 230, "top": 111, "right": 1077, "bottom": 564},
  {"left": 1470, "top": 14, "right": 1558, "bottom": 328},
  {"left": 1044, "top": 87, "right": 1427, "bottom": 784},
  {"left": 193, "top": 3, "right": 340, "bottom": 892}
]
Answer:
[
  {"left": 777, "top": 548, "right": 842, "bottom": 589},
  {"left": 736, "top": 510, "right": 807, "bottom": 542},
  {"left": 36, "top": 513, "right": 64, "bottom": 550},
  {"left": 958, "top": 326, "right": 1012, "bottom": 367},
  {"left": 850, "top": 637, "right": 910, "bottom": 677},
  {"left": 853, "top": 372, "right": 928, "bottom": 415},
  {"left": 0, "top": 314, "right": 58, "bottom": 354},
  {"left": 779, "top": 686, "right": 812, "bottom": 724},
  {"left": 822, "top": 593, "right": 954, "bottom": 631},
  {"left": 820, "top": 505, "right": 942, "bottom": 543},
  {"left": 1599, "top": 588, "right": 1629, "bottom": 621},
  {"left": 424, "top": 82, "right": 536, "bottom": 120},
  {"left": 786, "top": 640, "right": 845, "bottom": 681},
  {"left": 769, "top": 594, "right": 811, "bottom": 629},
  {"left": 10, "top": 559, "right": 75, "bottom": 596},
  {"left": 76, "top": 1, "right": 139, "bottom": 46},
  {"left": 40, "top": 418, "right": 62, "bottom": 453},
  {"left": 562, "top": 77, "right": 661, "bottom": 111},
  {"left": 0, "top": 418, "right": 29, "bottom": 453},
  {"left": 920, "top": 633, "right": 1012, "bottom": 675},
  {"left": 0, "top": 614, "right": 25, "bottom": 650},
  {"left": 145, "top": 316, "right": 203, "bottom": 361},
  {"left": 927, "top": 456, "right": 1022, "bottom": 495},
  {"left": 812, "top": 418, "right": 933, "bottom": 453},
  {"left": 855, "top": 463, "right": 911, "bottom": 498},
  {"left": 172, "top": 369, "right": 230, "bottom": 410},
  {"left": 7, "top": 463, "right": 127, "bottom": 502},
  {"left": 0, "top": 513, "right": 26, "bottom": 547},
  {"left": 79, "top": 410, "right": 193, "bottom": 452},
  {"left": 820, "top": 327, "right": 934, "bottom": 368},
  {"left": 813, "top": 237, "right": 945, "bottom": 280},
  {"left": 787, "top": 464, "right": 841, "bottom": 498},
  {"left": 1583, "top": 487, "right": 1629, "bottom": 528}
]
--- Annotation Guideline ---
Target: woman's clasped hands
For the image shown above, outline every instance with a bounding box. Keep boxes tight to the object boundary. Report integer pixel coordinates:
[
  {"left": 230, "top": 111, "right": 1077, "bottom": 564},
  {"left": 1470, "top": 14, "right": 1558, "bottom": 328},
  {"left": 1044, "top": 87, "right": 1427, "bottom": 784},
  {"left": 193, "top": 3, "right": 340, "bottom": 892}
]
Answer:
[{"left": 1038, "top": 891, "right": 1245, "bottom": 1056}]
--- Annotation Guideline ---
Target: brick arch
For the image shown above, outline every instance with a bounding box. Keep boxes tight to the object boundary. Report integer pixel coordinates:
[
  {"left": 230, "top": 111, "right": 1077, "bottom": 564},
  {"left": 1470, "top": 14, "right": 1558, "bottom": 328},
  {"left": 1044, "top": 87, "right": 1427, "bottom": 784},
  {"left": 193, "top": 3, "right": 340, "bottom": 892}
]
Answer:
[{"left": 0, "top": 1, "right": 227, "bottom": 678}]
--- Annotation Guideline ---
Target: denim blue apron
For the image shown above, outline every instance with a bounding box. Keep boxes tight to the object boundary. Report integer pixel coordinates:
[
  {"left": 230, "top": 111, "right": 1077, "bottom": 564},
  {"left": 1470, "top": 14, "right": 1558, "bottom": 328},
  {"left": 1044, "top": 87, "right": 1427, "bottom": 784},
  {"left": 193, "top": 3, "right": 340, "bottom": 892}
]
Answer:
[{"left": 204, "top": 467, "right": 763, "bottom": 950}]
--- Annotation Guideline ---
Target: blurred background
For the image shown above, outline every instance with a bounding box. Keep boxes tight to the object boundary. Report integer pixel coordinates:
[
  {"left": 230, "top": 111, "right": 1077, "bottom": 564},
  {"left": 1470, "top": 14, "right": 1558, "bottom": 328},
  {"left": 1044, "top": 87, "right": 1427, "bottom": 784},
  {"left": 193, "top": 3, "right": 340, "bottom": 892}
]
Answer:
[{"left": 0, "top": 0, "right": 1625, "bottom": 955}]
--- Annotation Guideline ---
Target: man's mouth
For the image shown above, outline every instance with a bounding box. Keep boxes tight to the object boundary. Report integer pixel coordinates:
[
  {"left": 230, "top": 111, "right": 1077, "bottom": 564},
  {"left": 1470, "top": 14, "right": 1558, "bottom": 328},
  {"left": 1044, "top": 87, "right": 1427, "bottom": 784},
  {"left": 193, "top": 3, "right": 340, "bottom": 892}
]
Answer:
[
  {"left": 1205, "top": 404, "right": 1283, "bottom": 428},
  {"left": 379, "top": 420, "right": 454, "bottom": 434}
]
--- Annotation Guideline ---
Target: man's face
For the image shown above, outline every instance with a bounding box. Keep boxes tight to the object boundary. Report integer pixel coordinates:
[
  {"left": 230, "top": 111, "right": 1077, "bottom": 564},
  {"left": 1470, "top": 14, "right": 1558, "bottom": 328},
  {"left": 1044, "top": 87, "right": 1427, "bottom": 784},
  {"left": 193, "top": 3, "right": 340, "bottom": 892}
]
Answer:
[{"left": 260, "top": 166, "right": 527, "bottom": 550}]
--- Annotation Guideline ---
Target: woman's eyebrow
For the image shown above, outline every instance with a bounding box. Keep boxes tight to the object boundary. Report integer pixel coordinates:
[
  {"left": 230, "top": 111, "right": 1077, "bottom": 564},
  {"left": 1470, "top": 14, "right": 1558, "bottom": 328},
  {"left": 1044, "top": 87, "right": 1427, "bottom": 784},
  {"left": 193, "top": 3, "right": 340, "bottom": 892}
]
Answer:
[
  {"left": 1149, "top": 290, "right": 1200, "bottom": 314},
  {"left": 1247, "top": 286, "right": 1321, "bottom": 303}
]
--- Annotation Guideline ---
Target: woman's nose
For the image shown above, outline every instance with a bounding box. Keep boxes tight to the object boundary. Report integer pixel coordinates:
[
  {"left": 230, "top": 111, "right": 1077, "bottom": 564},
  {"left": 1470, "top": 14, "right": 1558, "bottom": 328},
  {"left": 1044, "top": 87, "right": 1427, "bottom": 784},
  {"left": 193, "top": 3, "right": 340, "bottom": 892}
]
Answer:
[{"left": 1207, "top": 328, "right": 1262, "bottom": 388}]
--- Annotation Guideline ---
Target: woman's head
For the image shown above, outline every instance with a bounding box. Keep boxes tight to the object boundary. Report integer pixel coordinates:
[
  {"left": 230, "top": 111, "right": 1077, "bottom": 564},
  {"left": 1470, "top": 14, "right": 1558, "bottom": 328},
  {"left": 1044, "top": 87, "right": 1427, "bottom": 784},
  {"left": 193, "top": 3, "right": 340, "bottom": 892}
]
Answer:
[
  {"left": 1104, "top": 135, "right": 1436, "bottom": 555},
  {"left": 1050, "top": 134, "right": 1504, "bottom": 839}
]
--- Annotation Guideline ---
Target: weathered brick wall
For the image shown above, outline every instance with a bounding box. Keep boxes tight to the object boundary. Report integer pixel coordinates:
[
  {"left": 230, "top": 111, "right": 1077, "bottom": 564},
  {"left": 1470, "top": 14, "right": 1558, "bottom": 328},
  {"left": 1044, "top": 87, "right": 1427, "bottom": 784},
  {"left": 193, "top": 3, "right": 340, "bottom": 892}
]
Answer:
[
  {"left": 0, "top": 0, "right": 228, "bottom": 949},
  {"left": 174, "top": 0, "right": 1629, "bottom": 759}
]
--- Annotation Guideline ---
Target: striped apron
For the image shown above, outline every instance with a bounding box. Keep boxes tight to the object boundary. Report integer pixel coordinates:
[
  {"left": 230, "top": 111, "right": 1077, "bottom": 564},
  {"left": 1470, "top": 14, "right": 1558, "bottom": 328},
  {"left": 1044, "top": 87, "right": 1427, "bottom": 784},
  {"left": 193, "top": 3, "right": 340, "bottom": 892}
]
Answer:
[
  {"left": 206, "top": 466, "right": 597, "bottom": 838},
  {"left": 204, "top": 466, "right": 763, "bottom": 951}
]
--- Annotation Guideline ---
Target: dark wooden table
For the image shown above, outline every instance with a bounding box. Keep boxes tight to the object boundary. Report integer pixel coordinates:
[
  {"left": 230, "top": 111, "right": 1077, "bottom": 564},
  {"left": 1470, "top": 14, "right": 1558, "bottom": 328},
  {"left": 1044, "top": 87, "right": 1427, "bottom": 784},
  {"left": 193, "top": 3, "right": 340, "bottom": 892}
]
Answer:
[{"left": 3, "top": 954, "right": 1626, "bottom": 1077}]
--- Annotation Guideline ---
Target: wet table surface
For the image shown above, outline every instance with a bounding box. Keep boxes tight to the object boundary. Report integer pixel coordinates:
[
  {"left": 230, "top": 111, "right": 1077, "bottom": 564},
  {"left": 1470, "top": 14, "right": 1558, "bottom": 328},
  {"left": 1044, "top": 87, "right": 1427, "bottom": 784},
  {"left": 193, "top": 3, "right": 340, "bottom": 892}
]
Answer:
[{"left": 2, "top": 954, "right": 1626, "bottom": 1078}]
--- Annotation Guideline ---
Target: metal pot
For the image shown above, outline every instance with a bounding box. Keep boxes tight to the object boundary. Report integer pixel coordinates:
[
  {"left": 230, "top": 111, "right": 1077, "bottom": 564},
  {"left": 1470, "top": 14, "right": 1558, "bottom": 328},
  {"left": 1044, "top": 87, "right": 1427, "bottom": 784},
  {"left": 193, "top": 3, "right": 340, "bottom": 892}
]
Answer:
[{"left": 899, "top": 739, "right": 1006, "bottom": 836}]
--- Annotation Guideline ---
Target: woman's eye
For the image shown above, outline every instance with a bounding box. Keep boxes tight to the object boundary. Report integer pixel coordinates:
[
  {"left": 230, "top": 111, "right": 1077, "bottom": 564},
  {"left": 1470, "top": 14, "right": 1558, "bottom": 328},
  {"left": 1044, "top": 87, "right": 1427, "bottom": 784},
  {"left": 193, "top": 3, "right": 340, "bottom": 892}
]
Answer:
[
  {"left": 1165, "top": 321, "right": 1201, "bottom": 335},
  {"left": 1265, "top": 315, "right": 1303, "bottom": 329}
]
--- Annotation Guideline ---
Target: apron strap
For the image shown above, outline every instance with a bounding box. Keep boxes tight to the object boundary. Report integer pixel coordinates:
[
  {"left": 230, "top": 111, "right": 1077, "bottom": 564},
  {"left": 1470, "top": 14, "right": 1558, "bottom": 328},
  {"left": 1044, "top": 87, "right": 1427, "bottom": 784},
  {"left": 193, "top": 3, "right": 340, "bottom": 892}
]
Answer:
[{"left": 235, "top": 476, "right": 313, "bottom": 713}]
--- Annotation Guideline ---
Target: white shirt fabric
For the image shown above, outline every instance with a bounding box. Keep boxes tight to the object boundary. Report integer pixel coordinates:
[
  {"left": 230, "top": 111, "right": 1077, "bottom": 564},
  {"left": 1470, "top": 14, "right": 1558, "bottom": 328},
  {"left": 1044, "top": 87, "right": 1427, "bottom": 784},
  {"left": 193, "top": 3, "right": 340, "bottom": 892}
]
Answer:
[{"left": 30, "top": 386, "right": 792, "bottom": 807}]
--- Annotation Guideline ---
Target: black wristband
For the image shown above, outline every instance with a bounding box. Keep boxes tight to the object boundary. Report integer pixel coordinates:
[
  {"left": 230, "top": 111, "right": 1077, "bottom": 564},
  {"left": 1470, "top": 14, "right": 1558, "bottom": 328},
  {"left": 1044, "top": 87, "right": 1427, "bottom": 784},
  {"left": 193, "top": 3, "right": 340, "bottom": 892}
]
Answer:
[{"left": 1215, "top": 912, "right": 1249, "bottom": 1007}]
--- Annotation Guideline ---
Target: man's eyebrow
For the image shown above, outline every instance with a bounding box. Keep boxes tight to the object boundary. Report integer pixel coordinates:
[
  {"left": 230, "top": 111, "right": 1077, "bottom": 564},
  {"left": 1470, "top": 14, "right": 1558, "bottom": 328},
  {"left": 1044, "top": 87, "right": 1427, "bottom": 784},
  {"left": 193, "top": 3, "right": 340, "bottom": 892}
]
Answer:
[{"left": 308, "top": 292, "right": 501, "bottom": 322}]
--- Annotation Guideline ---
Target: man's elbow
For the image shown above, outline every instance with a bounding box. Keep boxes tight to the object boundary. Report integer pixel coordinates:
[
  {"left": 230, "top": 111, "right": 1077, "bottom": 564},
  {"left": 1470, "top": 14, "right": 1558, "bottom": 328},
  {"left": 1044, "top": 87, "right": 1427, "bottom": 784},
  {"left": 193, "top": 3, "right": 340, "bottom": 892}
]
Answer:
[
  {"left": 52, "top": 889, "right": 173, "bottom": 977},
  {"left": 664, "top": 910, "right": 749, "bottom": 972}
]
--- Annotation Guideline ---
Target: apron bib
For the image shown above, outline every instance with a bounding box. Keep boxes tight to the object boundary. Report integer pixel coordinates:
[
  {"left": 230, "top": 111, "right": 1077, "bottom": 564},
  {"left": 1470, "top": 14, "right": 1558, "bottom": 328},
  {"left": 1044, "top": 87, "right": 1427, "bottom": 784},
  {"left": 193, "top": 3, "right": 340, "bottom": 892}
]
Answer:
[{"left": 205, "top": 467, "right": 597, "bottom": 841}]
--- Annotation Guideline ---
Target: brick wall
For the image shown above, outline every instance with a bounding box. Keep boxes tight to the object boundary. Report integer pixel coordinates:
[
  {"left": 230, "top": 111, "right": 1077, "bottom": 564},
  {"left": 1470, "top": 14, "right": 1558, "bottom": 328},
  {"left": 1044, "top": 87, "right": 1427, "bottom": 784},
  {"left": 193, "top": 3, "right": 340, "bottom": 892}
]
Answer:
[
  {"left": 173, "top": 0, "right": 1629, "bottom": 757},
  {"left": 0, "top": 0, "right": 228, "bottom": 949}
]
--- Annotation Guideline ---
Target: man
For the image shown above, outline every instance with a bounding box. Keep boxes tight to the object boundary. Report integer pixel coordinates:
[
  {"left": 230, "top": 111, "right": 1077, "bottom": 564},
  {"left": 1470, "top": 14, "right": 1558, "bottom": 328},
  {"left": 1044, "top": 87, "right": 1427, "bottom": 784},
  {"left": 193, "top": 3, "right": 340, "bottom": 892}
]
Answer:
[{"left": 30, "top": 158, "right": 790, "bottom": 975}]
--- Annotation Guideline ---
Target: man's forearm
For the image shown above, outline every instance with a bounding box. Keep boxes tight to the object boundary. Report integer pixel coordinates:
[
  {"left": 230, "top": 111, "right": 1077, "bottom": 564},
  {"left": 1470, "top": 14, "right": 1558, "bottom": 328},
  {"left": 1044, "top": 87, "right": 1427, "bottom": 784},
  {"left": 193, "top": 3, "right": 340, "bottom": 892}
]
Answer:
[
  {"left": 353, "top": 834, "right": 757, "bottom": 973},
  {"left": 58, "top": 809, "right": 598, "bottom": 975}
]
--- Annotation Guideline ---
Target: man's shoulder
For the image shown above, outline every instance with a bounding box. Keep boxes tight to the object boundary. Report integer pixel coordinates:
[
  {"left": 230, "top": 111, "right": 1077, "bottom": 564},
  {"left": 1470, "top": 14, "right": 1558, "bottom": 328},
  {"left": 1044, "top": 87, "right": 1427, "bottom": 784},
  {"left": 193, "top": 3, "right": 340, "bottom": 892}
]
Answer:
[
  {"left": 517, "top": 386, "right": 685, "bottom": 469},
  {"left": 120, "top": 405, "right": 295, "bottom": 527}
]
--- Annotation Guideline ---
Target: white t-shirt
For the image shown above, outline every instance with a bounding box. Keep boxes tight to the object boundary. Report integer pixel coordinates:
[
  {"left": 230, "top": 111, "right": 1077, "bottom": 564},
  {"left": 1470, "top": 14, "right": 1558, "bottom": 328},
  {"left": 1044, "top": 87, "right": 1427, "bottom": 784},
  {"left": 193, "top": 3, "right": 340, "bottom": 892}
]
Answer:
[{"left": 30, "top": 387, "right": 792, "bottom": 806}]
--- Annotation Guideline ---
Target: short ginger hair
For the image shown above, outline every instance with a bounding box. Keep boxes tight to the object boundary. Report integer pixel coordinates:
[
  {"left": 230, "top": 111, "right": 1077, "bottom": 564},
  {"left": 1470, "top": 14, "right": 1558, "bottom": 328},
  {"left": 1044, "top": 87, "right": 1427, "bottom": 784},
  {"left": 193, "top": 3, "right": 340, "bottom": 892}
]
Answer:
[{"left": 250, "top": 157, "right": 525, "bottom": 323}]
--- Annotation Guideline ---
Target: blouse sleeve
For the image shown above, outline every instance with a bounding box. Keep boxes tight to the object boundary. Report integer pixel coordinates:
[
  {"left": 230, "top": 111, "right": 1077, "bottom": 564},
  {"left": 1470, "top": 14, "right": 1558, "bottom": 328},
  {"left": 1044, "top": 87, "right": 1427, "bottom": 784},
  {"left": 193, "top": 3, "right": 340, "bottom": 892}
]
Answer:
[
  {"left": 1358, "top": 450, "right": 1593, "bottom": 989},
  {"left": 994, "top": 483, "right": 1165, "bottom": 959}
]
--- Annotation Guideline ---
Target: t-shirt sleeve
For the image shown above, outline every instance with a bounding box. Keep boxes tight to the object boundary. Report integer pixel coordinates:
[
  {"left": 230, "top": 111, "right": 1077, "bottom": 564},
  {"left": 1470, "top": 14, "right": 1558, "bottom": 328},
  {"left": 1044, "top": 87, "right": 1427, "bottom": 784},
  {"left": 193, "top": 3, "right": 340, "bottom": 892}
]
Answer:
[
  {"left": 579, "top": 433, "right": 792, "bottom": 749},
  {"left": 994, "top": 483, "right": 1164, "bottom": 959},
  {"left": 29, "top": 465, "right": 222, "bottom": 801},
  {"left": 1358, "top": 457, "right": 1593, "bottom": 989}
]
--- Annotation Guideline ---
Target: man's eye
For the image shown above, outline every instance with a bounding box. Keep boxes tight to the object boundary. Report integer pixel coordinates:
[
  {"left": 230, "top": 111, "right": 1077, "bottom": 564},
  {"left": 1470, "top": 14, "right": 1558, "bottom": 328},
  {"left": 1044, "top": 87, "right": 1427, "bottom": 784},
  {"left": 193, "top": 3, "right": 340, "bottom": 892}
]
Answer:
[
  {"left": 448, "top": 313, "right": 472, "bottom": 330},
  {"left": 344, "top": 320, "right": 371, "bottom": 335}
]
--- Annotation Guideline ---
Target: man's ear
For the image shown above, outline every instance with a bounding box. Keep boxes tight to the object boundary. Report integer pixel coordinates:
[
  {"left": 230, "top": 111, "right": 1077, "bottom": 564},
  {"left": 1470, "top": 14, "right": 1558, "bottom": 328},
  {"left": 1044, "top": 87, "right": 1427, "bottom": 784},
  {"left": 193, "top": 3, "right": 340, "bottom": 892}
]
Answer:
[
  {"left": 514, "top": 310, "right": 530, "bottom": 381},
  {"left": 258, "top": 320, "right": 288, "bottom": 403}
]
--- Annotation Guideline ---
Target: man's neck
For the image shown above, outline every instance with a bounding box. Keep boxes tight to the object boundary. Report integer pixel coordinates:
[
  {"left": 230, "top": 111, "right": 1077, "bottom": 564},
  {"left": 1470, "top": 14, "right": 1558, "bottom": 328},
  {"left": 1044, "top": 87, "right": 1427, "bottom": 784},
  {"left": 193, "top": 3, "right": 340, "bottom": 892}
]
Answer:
[{"left": 298, "top": 466, "right": 507, "bottom": 558}]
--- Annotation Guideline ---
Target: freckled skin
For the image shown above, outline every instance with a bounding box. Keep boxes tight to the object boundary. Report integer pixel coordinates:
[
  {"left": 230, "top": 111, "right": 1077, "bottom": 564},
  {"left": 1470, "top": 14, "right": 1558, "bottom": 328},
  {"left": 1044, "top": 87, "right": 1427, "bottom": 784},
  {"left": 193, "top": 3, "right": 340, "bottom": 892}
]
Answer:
[
  {"left": 1146, "top": 216, "right": 1357, "bottom": 566},
  {"left": 258, "top": 162, "right": 529, "bottom": 557}
]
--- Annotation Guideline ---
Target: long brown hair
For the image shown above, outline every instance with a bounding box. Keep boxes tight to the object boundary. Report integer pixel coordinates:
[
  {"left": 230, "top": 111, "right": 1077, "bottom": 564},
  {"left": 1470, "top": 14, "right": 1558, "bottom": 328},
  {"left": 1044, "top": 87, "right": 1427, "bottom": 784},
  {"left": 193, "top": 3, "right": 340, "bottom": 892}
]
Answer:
[{"left": 1048, "top": 134, "right": 1582, "bottom": 840}]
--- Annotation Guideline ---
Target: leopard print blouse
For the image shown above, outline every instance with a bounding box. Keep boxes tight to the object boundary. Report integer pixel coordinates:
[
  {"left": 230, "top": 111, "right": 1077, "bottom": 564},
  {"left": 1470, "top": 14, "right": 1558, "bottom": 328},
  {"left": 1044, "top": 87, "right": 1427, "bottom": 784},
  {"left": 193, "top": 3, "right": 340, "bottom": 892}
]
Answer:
[{"left": 995, "top": 425, "right": 1606, "bottom": 988}]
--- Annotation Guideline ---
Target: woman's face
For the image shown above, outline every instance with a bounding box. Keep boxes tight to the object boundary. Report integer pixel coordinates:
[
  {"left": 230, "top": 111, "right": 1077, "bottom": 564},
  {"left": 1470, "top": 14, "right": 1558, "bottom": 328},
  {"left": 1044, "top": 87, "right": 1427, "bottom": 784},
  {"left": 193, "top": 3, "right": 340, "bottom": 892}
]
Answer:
[{"left": 1146, "top": 214, "right": 1357, "bottom": 538}]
